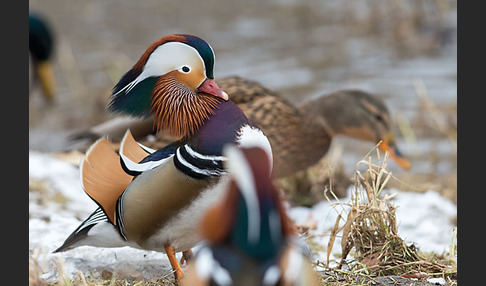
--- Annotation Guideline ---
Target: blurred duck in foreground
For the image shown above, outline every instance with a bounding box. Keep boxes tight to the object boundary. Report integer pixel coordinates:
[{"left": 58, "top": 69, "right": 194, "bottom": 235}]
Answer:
[
  {"left": 29, "top": 12, "right": 57, "bottom": 102},
  {"left": 54, "top": 34, "right": 272, "bottom": 282},
  {"left": 68, "top": 76, "right": 410, "bottom": 178},
  {"left": 183, "top": 145, "right": 320, "bottom": 286}
]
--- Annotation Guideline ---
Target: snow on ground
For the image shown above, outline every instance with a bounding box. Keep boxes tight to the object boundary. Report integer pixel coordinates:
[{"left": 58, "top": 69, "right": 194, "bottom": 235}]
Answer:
[{"left": 29, "top": 150, "right": 457, "bottom": 282}]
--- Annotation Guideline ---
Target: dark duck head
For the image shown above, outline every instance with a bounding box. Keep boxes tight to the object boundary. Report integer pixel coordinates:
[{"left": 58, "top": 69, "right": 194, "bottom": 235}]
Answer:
[
  {"left": 29, "top": 13, "right": 56, "bottom": 101},
  {"left": 108, "top": 34, "right": 229, "bottom": 139}
]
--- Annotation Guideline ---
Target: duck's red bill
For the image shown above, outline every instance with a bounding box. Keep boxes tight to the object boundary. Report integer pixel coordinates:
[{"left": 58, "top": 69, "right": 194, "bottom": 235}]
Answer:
[{"left": 198, "top": 79, "right": 228, "bottom": 101}]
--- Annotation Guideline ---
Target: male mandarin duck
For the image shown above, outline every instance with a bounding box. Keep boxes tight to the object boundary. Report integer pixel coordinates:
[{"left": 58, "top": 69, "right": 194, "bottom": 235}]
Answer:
[
  {"left": 29, "top": 13, "right": 57, "bottom": 101},
  {"left": 54, "top": 34, "right": 272, "bottom": 282},
  {"left": 68, "top": 76, "right": 410, "bottom": 178},
  {"left": 183, "top": 145, "right": 320, "bottom": 286}
]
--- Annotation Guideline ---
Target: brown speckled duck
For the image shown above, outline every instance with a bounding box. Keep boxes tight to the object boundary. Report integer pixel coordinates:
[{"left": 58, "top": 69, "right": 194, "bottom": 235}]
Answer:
[
  {"left": 218, "top": 76, "right": 410, "bottom": 178},
  {"left": 67, "top": 76, "right": 410, "bottom": 178}
]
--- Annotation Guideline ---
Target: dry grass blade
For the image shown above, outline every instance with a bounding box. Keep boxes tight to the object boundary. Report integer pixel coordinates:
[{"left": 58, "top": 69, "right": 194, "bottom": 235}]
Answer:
[
  {"left": 326, "top": 214, "right": 341, "bottom": 267},
  {"left": 339, "top": 208, "right": 357, "bottom": 268}
]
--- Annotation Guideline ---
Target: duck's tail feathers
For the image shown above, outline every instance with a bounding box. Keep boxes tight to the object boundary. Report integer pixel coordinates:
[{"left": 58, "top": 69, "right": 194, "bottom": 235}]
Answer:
[{"left": 53, "top": 207, "right": 109, "bottom": 252}]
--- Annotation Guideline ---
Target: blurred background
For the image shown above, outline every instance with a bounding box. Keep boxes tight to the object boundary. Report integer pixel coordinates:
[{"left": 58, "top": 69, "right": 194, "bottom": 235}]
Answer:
[{"left": 29, "top": 0, "right": 457, "bottom": 202}]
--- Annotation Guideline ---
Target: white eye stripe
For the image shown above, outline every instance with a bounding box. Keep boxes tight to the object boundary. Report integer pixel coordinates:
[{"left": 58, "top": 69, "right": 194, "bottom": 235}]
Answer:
[
  {"left": 144, "top": 43, "right": 203, "bottom": 77},
  {"left": 115, "top": 42, "right": 206, "bottom": 96}
]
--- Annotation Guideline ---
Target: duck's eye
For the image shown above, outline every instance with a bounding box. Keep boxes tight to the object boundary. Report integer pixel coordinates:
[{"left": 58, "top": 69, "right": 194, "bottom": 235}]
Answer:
[
  {"left": 181, "top": 66, "right": 190, "bottom": 73},
  {"left": 375, "top": 114, "right": 383, "bottom": 122}
]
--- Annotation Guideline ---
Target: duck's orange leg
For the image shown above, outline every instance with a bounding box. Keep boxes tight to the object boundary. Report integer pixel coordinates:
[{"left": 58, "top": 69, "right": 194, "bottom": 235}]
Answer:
[
  {"left": 165, "top": 245, "right": 184, "bottom": 281},
  {"left": 180, "top": 249, "right": 194, "bottom": 265}
]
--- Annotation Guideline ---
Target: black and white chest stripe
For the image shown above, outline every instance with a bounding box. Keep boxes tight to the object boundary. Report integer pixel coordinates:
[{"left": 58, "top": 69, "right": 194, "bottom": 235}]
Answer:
[
  {"left": 174, "top": 144, "right": 226, "bottom": 179},
  {"left": 119, "top": 142, "right": 226, "bottom": 180}
]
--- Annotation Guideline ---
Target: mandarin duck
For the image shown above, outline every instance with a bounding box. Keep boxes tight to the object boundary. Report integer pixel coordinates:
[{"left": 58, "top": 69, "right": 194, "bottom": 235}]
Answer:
[
  {"left": 54, "top": 34, "right": 272, "bottom": 282},
  {"left": 29, "top": 13, "right": 57, "bottom": 101},
  {"left": 68, "top": 76, "right": 409, "bottom": 178},
  {"left": 183, "top": 145, "right": 320, "bottom": 286}
]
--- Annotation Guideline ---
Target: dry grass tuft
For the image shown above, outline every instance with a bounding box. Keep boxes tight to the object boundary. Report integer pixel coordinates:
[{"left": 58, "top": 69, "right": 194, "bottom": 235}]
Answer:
[
  {"left": 339, "top": 148, "right": 399, "bottom": 268},
  {"left": 323, "top": 145, "right": 457, "bottom": 284}
]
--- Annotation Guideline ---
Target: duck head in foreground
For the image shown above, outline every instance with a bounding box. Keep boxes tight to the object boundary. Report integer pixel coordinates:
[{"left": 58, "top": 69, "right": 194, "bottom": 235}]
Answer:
[
  {"left": 184, "top": 145, "right": 320, "bottom": 286},
  {"left": 54, "top": 34, "right": 271, "bottom": 282}
]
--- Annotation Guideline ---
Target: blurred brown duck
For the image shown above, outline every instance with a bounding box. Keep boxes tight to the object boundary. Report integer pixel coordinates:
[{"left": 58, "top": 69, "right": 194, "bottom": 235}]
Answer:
[
  {"left": 68, "top": 76, "right": 410, "bottom": 178},
  {"left": 217, "top": 76, "right": 410, "bottom": 178}
]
